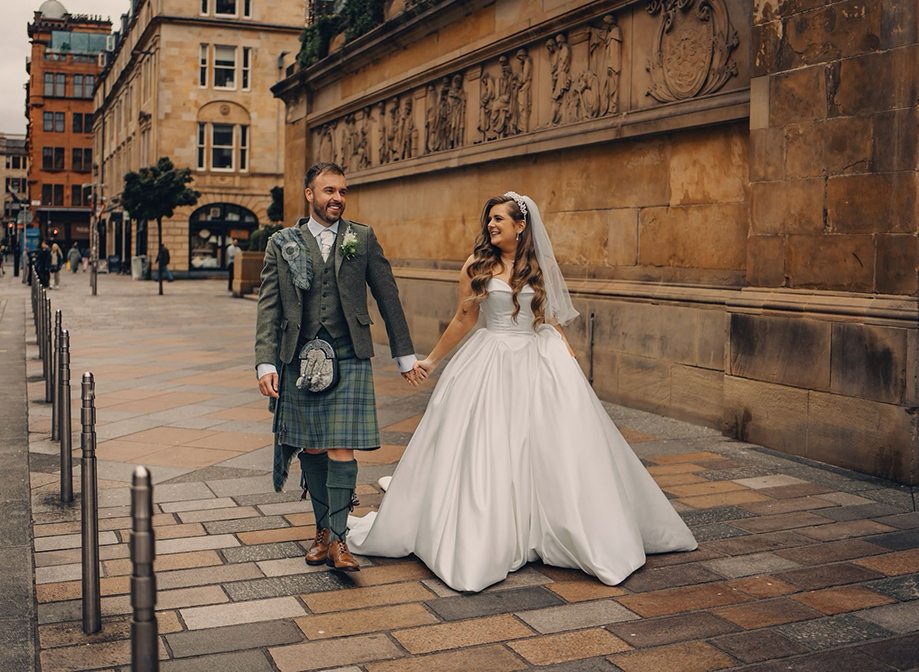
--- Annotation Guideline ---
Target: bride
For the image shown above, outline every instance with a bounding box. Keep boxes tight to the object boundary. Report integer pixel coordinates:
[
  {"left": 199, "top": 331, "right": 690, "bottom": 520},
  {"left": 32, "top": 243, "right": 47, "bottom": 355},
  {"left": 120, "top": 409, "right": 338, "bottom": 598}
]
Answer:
[{"left": 347, "top": 192, "right": 697, "bottom": 592}]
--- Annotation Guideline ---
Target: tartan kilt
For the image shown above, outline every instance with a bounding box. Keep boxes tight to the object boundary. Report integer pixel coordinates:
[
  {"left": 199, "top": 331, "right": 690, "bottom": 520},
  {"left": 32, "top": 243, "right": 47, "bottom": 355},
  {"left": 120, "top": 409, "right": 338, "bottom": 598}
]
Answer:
[{"left": 273, "top": 355, "right": 380, "bottom": 451}]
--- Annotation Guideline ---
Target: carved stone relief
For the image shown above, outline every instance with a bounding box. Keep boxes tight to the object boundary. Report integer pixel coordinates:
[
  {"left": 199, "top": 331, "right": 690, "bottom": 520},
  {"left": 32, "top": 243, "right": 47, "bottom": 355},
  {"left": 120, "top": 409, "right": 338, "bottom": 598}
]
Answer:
[
  {"left": 309, "top": 2, "right": 742, "bottom": 173},
  {"left": 646, "top": 0, "right": 738, "bottom": 103}
]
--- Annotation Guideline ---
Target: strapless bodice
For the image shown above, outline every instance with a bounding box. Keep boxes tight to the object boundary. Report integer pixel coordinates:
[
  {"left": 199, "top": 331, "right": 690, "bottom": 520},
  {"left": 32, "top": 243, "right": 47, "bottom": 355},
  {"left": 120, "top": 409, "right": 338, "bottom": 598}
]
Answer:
[{"left": 481, "top": 278, "right": 537, "bottom": 335}]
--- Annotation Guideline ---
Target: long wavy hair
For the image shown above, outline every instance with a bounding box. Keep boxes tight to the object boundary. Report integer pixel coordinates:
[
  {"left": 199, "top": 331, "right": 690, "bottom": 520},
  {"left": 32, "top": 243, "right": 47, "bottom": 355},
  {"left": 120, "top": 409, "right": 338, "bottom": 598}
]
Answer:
[{"left": 467, "top": 195, "right": 546, "bottom": 326}]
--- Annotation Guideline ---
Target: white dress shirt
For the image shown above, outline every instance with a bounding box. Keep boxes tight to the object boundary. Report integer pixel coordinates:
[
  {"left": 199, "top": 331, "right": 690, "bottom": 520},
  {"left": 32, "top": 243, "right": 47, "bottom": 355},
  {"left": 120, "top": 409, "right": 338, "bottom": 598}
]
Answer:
[{"left": 257, "top": 217, "right": 417, "bottom": 379}]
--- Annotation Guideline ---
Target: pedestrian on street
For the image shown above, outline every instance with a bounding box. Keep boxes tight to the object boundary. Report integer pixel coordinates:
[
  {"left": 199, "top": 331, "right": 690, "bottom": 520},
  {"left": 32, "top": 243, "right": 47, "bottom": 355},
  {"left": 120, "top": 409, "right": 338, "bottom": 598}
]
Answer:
[
  {"left": 255, "top": 162, "right": 419, "bottom": 572},
  {"left": 50, "top": 242, "right": 63, "bottom": 287},
  {"left": 0, "top": 242, "right": 6, "bottom": 276},
  {"left": 35, "top": 241, "right": 51, "bottom": 288},
  {"left": 67, "top": 242, "right": 81, "bottom": 274},
  {"left": 226, "top": 237, "right": 241, "bottom": 291},
  {"left": 155, "top": 244, "right": 174, "bottom": 282}
]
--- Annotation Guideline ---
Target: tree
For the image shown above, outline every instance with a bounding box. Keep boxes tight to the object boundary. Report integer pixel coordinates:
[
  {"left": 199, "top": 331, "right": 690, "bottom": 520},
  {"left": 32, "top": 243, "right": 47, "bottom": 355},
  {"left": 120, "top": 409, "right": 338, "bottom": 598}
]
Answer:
[
  {"left": 121, "top": 157, "right": 200, "bottom": 296},
  {"left": 267, "top": 186, "right": 284, "bottom": 224}
]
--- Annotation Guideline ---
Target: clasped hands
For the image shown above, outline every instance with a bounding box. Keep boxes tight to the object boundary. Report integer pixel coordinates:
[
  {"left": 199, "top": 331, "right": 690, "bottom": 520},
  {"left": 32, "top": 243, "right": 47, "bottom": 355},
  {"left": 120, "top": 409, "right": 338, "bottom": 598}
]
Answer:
[{"left": 401, "top": 358, "right": 434, "bottom": 388}]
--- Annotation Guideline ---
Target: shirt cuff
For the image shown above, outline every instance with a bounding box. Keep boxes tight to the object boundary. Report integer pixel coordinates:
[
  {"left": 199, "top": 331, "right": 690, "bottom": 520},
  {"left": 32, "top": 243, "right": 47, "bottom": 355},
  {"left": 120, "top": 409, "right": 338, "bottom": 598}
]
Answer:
[
  {"left": 394, "top": 354, "right": 417, "bottom": 373},
  {"left": 256, "top": 363, "right": 278, "bottom": 380}
]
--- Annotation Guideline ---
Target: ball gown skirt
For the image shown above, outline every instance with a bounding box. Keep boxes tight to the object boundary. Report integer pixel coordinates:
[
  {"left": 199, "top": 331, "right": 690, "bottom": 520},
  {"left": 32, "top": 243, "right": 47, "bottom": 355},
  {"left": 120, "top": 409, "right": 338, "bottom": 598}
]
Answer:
[{"left": 348, "top": 279, "right": 697, "bottom": 592}]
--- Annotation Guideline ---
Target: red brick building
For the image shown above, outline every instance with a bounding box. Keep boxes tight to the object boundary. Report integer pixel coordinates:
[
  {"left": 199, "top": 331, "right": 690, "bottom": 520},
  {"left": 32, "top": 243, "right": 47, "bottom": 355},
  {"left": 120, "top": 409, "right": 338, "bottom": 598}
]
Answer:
[{"left": 26, "top": 1, "right": 110, "bottom": 247}]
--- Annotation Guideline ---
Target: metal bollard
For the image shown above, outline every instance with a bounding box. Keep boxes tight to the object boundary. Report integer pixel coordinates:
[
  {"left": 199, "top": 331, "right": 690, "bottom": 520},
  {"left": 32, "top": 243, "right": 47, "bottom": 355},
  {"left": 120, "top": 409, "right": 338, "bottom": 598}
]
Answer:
[
  {"left": 51, "top": 311, "right": 62, "bottom": 441},
  {"left": 44, "top": 296, "right": 53, "bottom": 402},
  {"left": 37, "top": 287, "right": 44, "bottom": 360},
  {"left": 59, "top": 330, "right": 73, "bottom": 504},
  {"left": 130, "top": 466, "right": 158, "bottom": 672},
  {"left": 81, "top": 372, "right": 101, "bottom": 634}
]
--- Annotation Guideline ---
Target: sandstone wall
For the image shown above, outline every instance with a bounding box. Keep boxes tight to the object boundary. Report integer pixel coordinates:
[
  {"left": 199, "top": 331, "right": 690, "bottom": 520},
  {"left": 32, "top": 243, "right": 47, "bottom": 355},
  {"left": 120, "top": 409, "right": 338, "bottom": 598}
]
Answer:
[{"left": 279, "top": 0, "right": 919, "bottom": 484}]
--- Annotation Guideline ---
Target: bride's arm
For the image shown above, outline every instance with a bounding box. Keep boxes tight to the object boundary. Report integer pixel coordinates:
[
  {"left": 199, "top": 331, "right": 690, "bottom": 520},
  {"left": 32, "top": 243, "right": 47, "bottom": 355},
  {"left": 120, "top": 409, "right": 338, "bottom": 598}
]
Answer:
[
  {"left": 551, "top": 322, "right": 577, "bottom": 358},
  {"left": 415, "top": 257, "right": 479, "bottom": 378}
]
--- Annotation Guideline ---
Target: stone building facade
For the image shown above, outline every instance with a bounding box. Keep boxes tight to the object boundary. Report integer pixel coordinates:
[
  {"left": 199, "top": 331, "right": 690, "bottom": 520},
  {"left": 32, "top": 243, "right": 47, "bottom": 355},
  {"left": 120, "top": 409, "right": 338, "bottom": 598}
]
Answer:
[
  {"left": 93, "top": 0, "right": 303, "bottom": 274},
  {"left": 1, "top": 134, "right": 29, "bottom": 228},
  {"left": 274, "top": 0, "right": 919, "bottom": 484},
  {"left": 26, "top": 1, "right": 109, "bottom": 247}
]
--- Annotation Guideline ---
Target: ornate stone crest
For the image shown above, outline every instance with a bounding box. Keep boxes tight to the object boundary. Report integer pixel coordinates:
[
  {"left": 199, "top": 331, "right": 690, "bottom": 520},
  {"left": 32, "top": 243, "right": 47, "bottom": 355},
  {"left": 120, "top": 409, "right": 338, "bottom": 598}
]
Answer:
[{"left": 646, "top": 0, "right": 738, "bottom": 103}]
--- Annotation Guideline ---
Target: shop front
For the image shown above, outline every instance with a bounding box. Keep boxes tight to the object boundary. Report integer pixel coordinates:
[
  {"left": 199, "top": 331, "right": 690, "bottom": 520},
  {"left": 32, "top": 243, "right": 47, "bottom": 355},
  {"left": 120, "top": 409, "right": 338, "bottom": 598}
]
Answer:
[{"left": 188, "top": 203, "right": 257, "bottom": 272}]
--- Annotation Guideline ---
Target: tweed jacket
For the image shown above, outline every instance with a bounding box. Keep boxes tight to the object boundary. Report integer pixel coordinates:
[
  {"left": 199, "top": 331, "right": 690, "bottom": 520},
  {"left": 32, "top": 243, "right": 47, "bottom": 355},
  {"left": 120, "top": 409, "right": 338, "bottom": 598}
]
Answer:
[{"left": 255, "top": 217, "right": 414, "bottom": 367}]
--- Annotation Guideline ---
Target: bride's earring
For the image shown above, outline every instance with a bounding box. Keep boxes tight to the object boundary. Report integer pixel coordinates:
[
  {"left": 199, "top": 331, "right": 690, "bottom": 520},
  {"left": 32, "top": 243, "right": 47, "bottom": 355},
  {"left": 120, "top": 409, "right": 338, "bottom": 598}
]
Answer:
[{"left": 516, "top": 231, "right": 521, "bottom": 241}]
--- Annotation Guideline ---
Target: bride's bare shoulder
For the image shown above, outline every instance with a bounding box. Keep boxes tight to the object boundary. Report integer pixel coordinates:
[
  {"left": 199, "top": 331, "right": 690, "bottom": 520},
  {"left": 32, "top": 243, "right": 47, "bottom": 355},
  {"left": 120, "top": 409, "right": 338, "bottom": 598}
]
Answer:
[{"left": 461, "top": 255, "right": 476, "bottom": 272}]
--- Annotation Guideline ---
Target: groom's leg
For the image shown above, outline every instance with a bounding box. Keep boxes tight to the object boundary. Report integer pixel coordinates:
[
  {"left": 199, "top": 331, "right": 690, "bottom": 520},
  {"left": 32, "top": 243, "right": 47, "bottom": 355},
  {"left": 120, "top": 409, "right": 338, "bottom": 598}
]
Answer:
[
  {"left": 326, "top": 449, "right": 360, "bottom": 571},
  {"left": 299, "top": 449, "right": 331, "bottom": 565}
]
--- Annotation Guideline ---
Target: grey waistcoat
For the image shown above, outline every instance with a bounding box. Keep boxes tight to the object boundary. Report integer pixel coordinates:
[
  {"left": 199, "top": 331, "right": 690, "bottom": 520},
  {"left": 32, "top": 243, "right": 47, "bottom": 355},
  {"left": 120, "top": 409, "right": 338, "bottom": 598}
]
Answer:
[{"left": 302, "top": 229, "right": 348, "bottom": 342}]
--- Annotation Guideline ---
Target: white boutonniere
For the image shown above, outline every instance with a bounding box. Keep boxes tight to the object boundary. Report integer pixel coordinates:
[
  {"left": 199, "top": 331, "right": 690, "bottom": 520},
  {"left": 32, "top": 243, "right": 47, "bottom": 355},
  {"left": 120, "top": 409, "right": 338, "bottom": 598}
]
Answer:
[{"left": 340, "top": 226, "right": 359, "bottom": 260}]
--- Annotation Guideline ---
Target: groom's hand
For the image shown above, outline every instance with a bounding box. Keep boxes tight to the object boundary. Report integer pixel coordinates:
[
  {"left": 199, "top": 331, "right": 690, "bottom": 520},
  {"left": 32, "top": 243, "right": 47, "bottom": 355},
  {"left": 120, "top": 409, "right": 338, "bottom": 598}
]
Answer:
[
  {"left": 401, "top": 370, "right": 419, "bottom": 387},
  {"left": 258, "top": 372, "right": 279, "bottom": 398}
]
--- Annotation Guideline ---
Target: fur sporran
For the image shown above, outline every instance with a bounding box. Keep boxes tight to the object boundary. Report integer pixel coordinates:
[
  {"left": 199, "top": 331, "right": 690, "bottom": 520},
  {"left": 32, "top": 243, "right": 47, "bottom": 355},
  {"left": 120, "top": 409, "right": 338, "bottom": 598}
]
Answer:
[{"left": 296, "top": 339, "right": 340, "bottom": 393}]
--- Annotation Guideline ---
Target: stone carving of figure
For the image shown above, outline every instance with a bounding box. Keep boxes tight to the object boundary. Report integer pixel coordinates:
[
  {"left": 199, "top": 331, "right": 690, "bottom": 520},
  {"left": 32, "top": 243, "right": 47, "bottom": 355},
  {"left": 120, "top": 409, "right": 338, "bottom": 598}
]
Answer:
[
  {"left": 590, "top": 14, "right": 622, "bottom": 115},
  {"left": 448, "top": 73, "right": 466, "bottom": 149},
  {"left": 573, "top": 70, "right": 601, "bottom": 120},
  {"left": 340, "top": 115, "right": 355, "bottom": 171},
  {"left": 357, "top": 110, "right": 372, "bottom": 169},
  {"left": 378, "top": 101, "right": 390, "bottom": 164},
  {"left": 436, "top": 77, "right": 451, "bottom": 151},
  {"left": 555, "top": 34, "right": 572, "bottom": 123},
  {"left": 547, "top": 36, "right": 571, "bottom": 125},
  {"left": 386, "top": 99, "right": 400, "bottom": 161},
  {"left": 424, "top": 85, "right": 437, "bottom": 154},
  {"left": 478, "top": 73, "right": 496, "bottom": 141},
  {"left": 396, "top": 97, "right": 417, "bottom": 160},
  {"left": 318, "top": 123, "right": 335, "bottom": 164},
  {"left": 515, "top": 48, "right": 532, "bottom": 133}
]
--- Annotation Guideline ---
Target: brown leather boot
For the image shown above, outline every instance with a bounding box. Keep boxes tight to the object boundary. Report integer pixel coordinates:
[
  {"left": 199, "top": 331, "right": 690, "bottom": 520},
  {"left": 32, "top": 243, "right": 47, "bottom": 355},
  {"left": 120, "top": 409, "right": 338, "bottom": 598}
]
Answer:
[
  {"left": 327, "top": 537, "right": 360, "bottom": 572},
  {"left": 305, "top": 527, "right": 331, "bottom": 566}
]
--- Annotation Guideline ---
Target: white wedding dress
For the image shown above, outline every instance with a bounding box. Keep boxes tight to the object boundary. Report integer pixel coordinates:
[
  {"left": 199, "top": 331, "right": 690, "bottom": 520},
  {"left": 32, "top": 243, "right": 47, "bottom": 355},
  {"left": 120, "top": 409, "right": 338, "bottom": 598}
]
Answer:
[{"left": 348, "top": 279, "right": 697, "bottom": 592}]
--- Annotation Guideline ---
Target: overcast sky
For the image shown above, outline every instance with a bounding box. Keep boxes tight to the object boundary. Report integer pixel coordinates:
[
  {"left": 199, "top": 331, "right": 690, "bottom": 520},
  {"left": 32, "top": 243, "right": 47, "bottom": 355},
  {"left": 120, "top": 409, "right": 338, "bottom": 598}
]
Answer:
[{"left": 0, "top": 0, "right": 127, "bottom": 136}]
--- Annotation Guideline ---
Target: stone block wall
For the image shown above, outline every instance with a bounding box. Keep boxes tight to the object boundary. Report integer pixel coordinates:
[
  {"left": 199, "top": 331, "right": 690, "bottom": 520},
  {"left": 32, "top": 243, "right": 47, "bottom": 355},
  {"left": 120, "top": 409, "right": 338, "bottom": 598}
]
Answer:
[{"left": 280, "top": 0, "right": 919, "bottom": 484}]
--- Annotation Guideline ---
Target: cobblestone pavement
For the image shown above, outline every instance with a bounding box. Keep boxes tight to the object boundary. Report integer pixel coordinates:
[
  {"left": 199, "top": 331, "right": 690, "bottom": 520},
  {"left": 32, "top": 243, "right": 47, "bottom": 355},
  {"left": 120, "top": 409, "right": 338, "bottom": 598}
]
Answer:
[{"left": 3, "top": 270, "right": 919, "bottom": 671}]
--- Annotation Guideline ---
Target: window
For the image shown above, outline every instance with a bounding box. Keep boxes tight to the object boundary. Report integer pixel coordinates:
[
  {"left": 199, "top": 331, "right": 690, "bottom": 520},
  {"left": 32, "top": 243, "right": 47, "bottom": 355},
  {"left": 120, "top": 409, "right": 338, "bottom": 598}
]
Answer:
[
  {"left": 41, "top": 184, "right": 52, "bottom": 205},
  {"left": 211, "top": 123, "right": 234, "bottom": 170},
  {"left": 242, "top": 47, "right": 251, "bottom": 90},
  {"left": 55, "top": 112, "right": 65, "bottom": 132},
  {"left": 56, "top": 74, "right": 66, "bottom": 96},
  {"left": 199, "top": 45, "right": 208, "bottom": 87},
  {"left": 43, "top": 73, "right": 54, "bottom": 96},
  {"left": 73, "top": 74, "right": 94, "bottom": 98},
  {"left": 13, "top": 156, "right": 22, "bottom": 169},
  {"left": 43, "top": 112, "right": 54, "bottom": 131},
  {"left": 72, "top": 148, "right": 84, "bottom": 171},
  {"left": 243, "top": 0, "right": 251, "bottom": 17},
  {"left": 197, "top": 122, "right": 206, "bottom": 169},
  {"left": 54, "top": 147, "right": 64, "bottom": 170},
  {"left": 53, "top": 184, "right": 64, "bottom": 205},
  {"left": 200, "top": 0, "right": 208, "bottom": 14},
  {"left": 71, "top": 185, "right": 82, "bottom": 206},
  {"left": 213, "top": 45, "right": 236, "bottom": 89},
  {"left": 73, "top": 112, "right": 84, "bottom": 133},
  {"left": 42, "top": 147, "right": 53, "bottom": 170},
  {"left": 215, "top": 0, "right": 237, "bottom": 15},
  {"left": 239, "top": 124, "right": 248, "bottom": 171}
]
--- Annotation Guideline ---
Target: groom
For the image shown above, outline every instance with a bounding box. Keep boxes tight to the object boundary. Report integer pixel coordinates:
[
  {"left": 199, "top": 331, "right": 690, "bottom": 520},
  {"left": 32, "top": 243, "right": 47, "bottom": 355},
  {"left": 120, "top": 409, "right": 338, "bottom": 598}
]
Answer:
[{"left": 255, "top": 162, "right": 417, "bottom": 571}]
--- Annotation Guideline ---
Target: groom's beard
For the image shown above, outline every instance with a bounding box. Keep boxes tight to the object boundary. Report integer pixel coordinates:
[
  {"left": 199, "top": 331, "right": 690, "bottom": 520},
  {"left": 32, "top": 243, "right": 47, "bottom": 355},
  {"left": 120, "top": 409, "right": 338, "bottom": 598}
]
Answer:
[{"left": 313, "top": 200, "right": 344, "bottom": 225}]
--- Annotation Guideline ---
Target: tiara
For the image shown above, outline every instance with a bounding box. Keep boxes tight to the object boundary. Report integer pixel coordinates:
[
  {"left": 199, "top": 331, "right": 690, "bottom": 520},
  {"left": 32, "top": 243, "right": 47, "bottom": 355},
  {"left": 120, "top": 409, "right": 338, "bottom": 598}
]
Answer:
[{"left": 503, "top": 191, "right": 528, "bottom": 218}]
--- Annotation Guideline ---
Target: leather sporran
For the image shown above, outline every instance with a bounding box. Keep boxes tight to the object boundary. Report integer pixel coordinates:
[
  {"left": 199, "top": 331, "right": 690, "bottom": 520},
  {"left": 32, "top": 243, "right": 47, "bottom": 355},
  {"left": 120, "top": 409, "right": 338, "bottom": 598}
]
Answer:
[{"left": 296, "top": 339, "right": 340, "bottom": 393}]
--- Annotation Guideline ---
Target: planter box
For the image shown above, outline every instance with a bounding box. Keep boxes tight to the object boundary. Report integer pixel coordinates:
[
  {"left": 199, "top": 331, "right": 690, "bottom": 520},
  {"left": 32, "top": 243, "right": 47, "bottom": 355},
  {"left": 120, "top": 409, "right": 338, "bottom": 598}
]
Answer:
[{"left": 233, "top": 250, "right": 265, "bottom": 297}]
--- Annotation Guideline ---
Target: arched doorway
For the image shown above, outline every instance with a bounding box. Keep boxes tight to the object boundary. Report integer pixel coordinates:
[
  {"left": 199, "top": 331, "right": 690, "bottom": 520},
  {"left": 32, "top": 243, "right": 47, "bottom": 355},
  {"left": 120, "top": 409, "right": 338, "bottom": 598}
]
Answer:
[{"left": 188, "top": 203, "right": 258, "bottom": 271}]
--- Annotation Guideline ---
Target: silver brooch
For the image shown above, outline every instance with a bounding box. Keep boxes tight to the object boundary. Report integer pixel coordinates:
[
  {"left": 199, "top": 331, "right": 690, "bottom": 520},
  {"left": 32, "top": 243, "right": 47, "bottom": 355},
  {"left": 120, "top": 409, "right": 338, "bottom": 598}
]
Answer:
[{"left": 281, "top": 241, "right": 300, "bottom": 261}]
